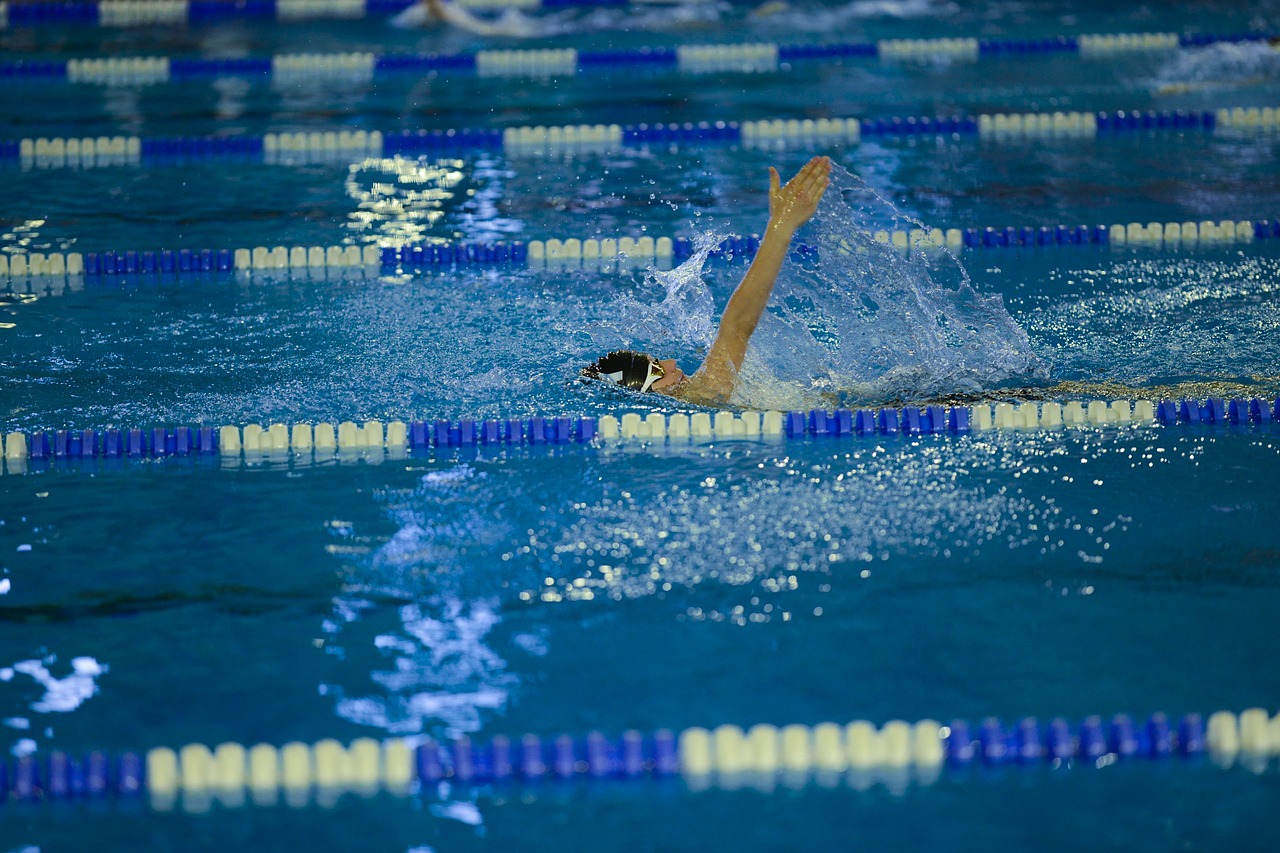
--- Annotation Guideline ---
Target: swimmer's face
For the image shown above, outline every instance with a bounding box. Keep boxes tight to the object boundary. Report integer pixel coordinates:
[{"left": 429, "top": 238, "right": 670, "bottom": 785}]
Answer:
[{"left": 649, "top": 359, "right": 684, "bottom": 392}]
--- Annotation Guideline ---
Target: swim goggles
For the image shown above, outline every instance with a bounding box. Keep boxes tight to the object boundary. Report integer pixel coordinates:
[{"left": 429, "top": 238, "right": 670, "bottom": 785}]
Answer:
[{"left": 638, "top": 357, "right": 666, "bottom": 393}]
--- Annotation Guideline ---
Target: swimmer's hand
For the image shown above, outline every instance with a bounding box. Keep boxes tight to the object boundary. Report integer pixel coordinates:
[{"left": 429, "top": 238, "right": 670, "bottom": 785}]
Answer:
[{"left": 767, "top": 155, "right": 831, "bottom": 236}]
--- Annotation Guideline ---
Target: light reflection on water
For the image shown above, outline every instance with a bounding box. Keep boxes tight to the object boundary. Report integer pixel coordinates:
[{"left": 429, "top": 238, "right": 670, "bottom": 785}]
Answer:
[
  {"left": 345, "top": 156, "right": 467, "bottom": 247},
  {"left": 343, "top": 155, "right": 522, "bottom": 248},
  {"left": 0, "top": 655, "right": 109, "bottom": 757},
  {"left": 323, "top": 464, "right": 521, "bottom": 740}
]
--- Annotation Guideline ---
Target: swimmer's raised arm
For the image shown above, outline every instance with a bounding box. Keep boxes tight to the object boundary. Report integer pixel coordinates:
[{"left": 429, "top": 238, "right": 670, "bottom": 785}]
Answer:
[{"left": 677, "top": 155, "right": 831, "bottom": 403}]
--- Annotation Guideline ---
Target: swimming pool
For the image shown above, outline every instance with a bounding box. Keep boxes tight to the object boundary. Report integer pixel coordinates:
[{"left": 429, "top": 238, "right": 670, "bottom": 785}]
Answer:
[{"left": 2, "top": 0, "right": 1280, "bottom": 849}]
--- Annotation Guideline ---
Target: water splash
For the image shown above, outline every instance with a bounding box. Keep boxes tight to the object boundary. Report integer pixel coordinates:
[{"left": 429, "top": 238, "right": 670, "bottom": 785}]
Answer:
[
  {"left": 832, "top": 0, "right": 958, "bottom": 20},
  {"left": 599, "top": 165, "right": 1045, "bottom": 409},
  {"left": 574, "top": 2, "right": 731, "bottom": 34},
  {"left": 4, "top": 656, "right": 107, "bottom": 714},
  {"left": 1151, "top": 41, "right": 1280, "bottom": 96},
  {"left": 739, "top": 165, "right": 1046, "bottom": 407},
  {"left": 586, "top": 166, "right": 1044, "bottom": 409},
  {"left": 586, "top": 232, "right": 721, "bottom": 353},
  {"left": 745, "top": 0, "right": 959, "bottom": 35}
]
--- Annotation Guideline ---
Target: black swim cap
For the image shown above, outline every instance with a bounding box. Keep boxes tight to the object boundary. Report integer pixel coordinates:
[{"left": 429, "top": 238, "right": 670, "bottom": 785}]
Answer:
[{"left": 581, "top": 350, "right": 665, "bottom": 392}]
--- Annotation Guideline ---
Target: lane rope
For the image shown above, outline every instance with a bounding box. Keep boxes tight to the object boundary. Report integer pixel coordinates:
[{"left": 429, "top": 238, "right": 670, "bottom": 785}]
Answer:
[
  {"left": 3, "top": 398, "right": 1277, "bottom": 476},
  {"left": 0, "top": 35, "right": 1185, "bottom": 83},
  {"left": 7, "top": 106, "right": 1280, "bottom": 173},
  {"left": 1, "top": 708, "right": 1274, "bottom": 810},
  {"left": 3, "top": 209, "right": 1278, "bottom": 286}
]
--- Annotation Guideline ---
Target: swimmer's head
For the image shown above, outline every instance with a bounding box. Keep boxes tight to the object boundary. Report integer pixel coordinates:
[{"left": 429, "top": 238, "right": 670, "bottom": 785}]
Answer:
[{"left": 581, "top": 350, "right": 669, "bottom": 393}]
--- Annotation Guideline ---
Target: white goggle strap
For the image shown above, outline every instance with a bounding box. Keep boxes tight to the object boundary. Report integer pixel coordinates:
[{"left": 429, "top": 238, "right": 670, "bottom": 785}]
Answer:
[{"left": 639, "top": 360, "right": 663, "bottom": 393}]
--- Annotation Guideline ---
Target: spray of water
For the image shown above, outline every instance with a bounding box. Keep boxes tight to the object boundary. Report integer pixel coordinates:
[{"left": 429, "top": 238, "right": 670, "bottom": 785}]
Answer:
[
  {"left": 595, "top": 165, "right": 1046, "bottom": 409},
  {"left": 1150, "top": 41, "right": 1280, "bottom": 95},
  {"left": 739, "top": 165, "right": 1047, "bottom": 407},
  {"left": 586, "top": 232, "right": 722, "bottom": 353}
]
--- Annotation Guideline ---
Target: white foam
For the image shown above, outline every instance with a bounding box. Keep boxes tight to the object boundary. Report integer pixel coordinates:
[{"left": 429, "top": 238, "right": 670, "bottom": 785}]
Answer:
[
  {"left": 429, "top": 800, "right": 484, "bottom": 826},
  {"left": 1151, "top": 41, "right": 1280, "bottom": 95},
  {"left": 329, "top": 518, "right": 515, "bottom": 736},
  {"left": 729, "top": 166, "right": 1043, "bottom": 409},
  {"left": 11, "top": 657, "right": 108, "bottom": 713}
]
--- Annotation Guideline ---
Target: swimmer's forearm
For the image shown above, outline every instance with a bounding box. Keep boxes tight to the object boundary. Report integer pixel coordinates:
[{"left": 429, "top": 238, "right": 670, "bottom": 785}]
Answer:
[
  {"left": 734, "top": 217, "right": 795, "bottom": 313},
  {"left": 720, "top": 155, "right": 829, "bottom": 342},
  {"left": 715, "top": 220, "right": 794, "bottom": 357},
  {"left": 695, "top": 157, "right": 829, "bottom": 389}
]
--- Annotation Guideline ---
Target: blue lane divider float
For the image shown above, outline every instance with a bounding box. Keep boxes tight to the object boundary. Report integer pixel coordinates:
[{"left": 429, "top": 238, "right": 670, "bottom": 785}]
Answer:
[
  {"left": 4, "top": 210, "right": 1279, "bottom": 287},
  {"left": 0, "top": 0, "right": 566, "bottom": 29},
  {"left": 0, "top": 0, "right": 1274, "bottom": 67},
  {"left": 8, "top": 103, "right": 1279, "bottom": 175},
  {"left": 5, "top": 32, "right": 1278, "bottom": 82},
  {"left": 0, "top": 708, "right": 1273, "bottom": 811},
  {"left": 3, "top": 398, "right": 1277, "bottom": 476},
  {"left": 0, "top": 41, "right": 990, "bottom": 85}
]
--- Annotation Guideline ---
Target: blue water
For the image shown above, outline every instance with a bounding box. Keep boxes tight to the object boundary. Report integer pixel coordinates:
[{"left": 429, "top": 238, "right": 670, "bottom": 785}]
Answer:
[{"left": 3, "top": 1, "right": 1280, "bottom": 850}]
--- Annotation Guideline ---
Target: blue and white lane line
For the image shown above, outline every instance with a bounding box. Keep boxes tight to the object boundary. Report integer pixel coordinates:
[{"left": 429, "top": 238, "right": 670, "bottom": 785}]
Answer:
[
  {"left": 2, "top": 209, "right": 1278, "bottom": 286},
  {"left": 3, "top": 398, "right": 1277, "bottom": 476},
  {"left": 1, "top": 709, "right": 1275, "bottom": 811},
  {"left": 3, "top": 32, "right": 1275, "bottom": 80},
  {"left": 6, "top": 103, "right": 1278, "bottom": 174}
]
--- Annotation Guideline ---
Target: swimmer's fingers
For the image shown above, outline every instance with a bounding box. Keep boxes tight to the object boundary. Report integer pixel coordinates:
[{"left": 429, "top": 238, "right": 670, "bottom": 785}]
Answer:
[
  {"left": 790, "top": 155, "right": 830, "bottom": 198},
  {"left": 779, "top": 157, "right": 829, "bottom": 206},
  {"left": 767, "top": 156, "right": 830, "bottom": 232},
  {"left": 774, "top": 156, "right": 830, "bottom": 228},
  {"left": 791, "top": 154, "right": 828, "bottom": 180}
]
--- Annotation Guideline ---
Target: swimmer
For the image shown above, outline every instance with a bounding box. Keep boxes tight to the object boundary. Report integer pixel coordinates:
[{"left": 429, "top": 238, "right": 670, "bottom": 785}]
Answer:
[
  {"left": 582, "top": 155, "right": 832, "bottom": 407},
  {"left": 1154, "top": 38, "right": 1280, "bottom": 96},
  {"left": 390, "top": 0, "right": 539, "bottom": 37}
]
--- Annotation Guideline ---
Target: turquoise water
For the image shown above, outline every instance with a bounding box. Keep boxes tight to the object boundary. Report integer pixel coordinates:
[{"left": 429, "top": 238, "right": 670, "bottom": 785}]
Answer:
[{"left": 3, "top": 1, "right": 1280, "bottom": 850}]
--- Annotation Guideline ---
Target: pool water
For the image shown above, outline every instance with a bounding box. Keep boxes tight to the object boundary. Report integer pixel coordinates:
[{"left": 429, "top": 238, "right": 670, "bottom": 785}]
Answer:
[{"left": 3, "top": 0, "right": 1280, "bottom": 850}]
